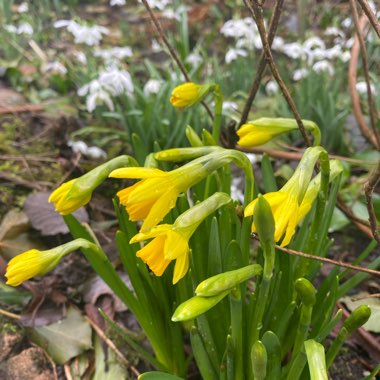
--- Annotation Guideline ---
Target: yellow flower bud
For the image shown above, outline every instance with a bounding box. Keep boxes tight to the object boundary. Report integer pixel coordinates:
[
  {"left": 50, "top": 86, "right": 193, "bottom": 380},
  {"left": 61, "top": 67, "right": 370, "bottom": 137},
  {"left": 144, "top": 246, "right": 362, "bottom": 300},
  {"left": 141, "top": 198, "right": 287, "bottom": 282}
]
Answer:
[{"left": 170, "top": 82, "right": 213, "bottom": 108}]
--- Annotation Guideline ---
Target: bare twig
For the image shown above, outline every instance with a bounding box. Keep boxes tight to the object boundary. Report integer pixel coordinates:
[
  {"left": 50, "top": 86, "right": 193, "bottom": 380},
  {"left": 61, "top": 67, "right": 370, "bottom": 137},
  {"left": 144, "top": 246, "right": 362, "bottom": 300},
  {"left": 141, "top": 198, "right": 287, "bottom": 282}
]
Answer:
[
  {"left": 364, "top": 161, "right": 380, "bottom": 243},
  {"left": 140, "top": 0, "right": 214, "bottom": 120},
  {"left": 348, "top": 15, "right": 379, "bottom": 148},
  {"left": 350, "top": 0, "right": 380, "bottom": 148},
  {"left": 0, "top": 308, "right": 21, "bottom": 320},
  {"left": 243, "top": 0, "right": 312, "bottom": 147},
  {"left": 86, "top": 316, "right": 141, "bottom": 377},
  {"left": 357, "top": 0, "right": 380, "bottom": 39},
  {"left": 239, "top": 0, "right": 284, "bottom": 125},
  {"left": 268, "top": 240, "right": 380, "bottom": 277},
  {"left": 0, "top": 171, "right": 45, "bottom": 191}
]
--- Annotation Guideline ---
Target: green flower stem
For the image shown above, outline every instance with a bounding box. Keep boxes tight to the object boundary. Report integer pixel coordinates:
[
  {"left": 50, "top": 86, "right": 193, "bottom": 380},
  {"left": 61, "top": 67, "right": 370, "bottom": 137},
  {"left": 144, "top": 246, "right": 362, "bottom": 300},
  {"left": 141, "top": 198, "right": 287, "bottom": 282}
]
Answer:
[
  {"left": 212, "top": 85, "right": 223, "bottom": 143},
  {"left": 230, "top": 288, "right": 243, "bottom": 380}
]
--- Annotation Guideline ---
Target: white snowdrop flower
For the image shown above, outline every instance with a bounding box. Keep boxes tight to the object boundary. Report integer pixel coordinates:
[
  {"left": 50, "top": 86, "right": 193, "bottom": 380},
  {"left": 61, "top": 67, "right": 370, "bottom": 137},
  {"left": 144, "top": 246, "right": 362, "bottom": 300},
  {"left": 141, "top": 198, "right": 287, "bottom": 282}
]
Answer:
[
  {"left": 17, "top": 22, "right": 33, "bottom": 35},
  {"left": 271, "top": 36, "right": 285, "bottom": 52},
  {"left": 324, "top": 27, "right": 344, "bottom": 38},
  {"left": 341, "top": 17, "right": 352, "bottom": 29},
  {"left": 266, "top": 80, "right": 279, "bottom": 95},
  {"left": 345, "top": 37, "right": 354, "bottom": 49},
  {"left": 99, "top": 68, "right": 134, "bottom": 96},
  {"left": 86, "top": 146, "right": 107, "bottom": 159},
  {"left": 244, "top": 152, "right": 258, "bottom": 165},
  {"left": 222, "top": 101, "right": 238, "bottom": 113},
  {"left": 340, "top": 51, "right": 351, "bottom": 62},
  {"left": 139, "top": 0, "right": 172, "bottom": 11},
  {"left": 54, "top": 19, "right": 109, "bottom": 46},
  {"left": 143, "top": 79, "right": 162, "bottom": 96},
  {"left": 230, "top": 177, "right": 244, "bottom": 203},
  {"left": 42, "top": 61, "right": 67, "bottom": 75},
  {"left": 303, "top": 36, "right": 326, "bottom": 62},
  {"left": 68, "top": 140, "right": 88, "bottom": 154},
  {"left": 94, "top": 46, "right": 133, "bottom": 62},
  {"left": 86, "top": 90, "right": 115, "bottom": 112},
  {"left": 110, "top": 0, "right": 126, "bottom": 5},
  {"left": 312, "top": 60, "right": 335, "bottom": 75},
  {"left": 306, "top": 48, "right": 327, "bottom": 64},
  {"left": 323, "top": 45, "right": 342, "bottom": 60},
  {"left": 4, "top": 25, "right": 17, "bottom": 33},
  {"left": 186, "top": 52, "right": 202, "bottom": 67},
  {"left": 151, "top": 39, "right": 162, "bottom": 52},
  {"left": 17, "top": 2, "right": 28, "bottom": 13},
  {"left": 293, "top": 68, "right": 309, "bottom": 81},
  {"left": 282, "top": 42, "right": 304, "bottom": 59},
  {"left": 162, "top": 8, "right": 180, "bottom": 20},
  {"left": 356, "top": 81, "right": 377, "bottom": 96},
  {"left": 73, "top": 51, "right": 87, "bottom": 65},
  {"left": 225, "top": 48, "right": 248, "bottom": 64}
]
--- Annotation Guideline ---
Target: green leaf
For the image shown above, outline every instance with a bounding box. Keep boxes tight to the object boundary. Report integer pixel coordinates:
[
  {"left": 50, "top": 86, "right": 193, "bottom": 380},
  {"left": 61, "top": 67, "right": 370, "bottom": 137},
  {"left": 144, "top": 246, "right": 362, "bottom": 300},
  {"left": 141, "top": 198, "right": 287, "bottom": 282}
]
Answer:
[
  {"left": 27, "top": 307, "right": 92, "bottom": 364},
  {"left": 0, "top": 283, "right": 31, "bottom": 305},
  {"left": 305, "top": 340, "right": 328, "bottom": 380}
]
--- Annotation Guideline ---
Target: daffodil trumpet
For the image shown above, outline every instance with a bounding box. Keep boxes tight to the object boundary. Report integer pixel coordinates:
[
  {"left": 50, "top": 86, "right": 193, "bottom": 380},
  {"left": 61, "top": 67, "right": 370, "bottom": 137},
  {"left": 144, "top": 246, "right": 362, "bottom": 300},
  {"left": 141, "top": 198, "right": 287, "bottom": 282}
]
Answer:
[
  {"left": 129, "top": 192, "right": 231, "bottom": 284},
  {"left": 49, "top": 155, "right": 136, "bottom": 215},
  {"left": 237, "top": 118, "right": 321, "bottom": 148}
]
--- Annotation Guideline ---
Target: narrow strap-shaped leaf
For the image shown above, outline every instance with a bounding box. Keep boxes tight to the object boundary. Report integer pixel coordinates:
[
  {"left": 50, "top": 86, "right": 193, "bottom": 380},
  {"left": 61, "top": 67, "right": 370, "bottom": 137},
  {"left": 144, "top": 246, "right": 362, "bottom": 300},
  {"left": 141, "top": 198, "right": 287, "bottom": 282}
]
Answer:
[{"left": 305, "top": 340, "right": 328, "bottom": 380}]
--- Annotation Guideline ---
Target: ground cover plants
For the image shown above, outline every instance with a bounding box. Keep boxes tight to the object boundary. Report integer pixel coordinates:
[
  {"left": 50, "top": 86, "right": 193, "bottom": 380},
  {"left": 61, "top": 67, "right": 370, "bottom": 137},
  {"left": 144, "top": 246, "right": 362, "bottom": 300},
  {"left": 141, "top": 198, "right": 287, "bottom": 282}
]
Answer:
[{"left": 0, "top": 0, "right": 380, "bottom": 379}]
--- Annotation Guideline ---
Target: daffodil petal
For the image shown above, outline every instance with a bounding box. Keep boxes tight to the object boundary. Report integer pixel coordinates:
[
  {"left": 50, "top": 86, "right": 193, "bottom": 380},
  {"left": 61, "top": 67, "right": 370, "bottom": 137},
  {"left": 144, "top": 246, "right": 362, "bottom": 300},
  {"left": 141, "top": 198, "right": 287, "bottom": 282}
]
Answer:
[
  {"left": 173, "top": 253, "right": 189, "bottom": 284},
  {"left": 109, "top": 167, "right": 166, "bottom": 179},
  {"left": 164, "top": 231, "right": 189, "bottom": 260},
  {"left": 129, "top": 225, "right": 171, "bottom": 244}
]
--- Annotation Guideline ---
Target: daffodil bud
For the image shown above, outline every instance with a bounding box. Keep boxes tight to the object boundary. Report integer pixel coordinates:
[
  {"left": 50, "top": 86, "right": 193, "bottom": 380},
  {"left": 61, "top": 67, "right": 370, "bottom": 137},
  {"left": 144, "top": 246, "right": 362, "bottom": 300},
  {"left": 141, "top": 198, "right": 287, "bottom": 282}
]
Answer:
[
  {"left": 237, "top": 118, "right": 321, "bottom": 148},
  {"left": 343, "top": 305, "right": 371, "bottom": 334},
  {"left": 49, "top": 155, "right": 134, "bottom": 215},
  {"left": 170, "top": 82, "right": 215, "bottom": 108},
  {"left": 171, "top": 290, "right": 229, "bottom": 322},
  {"left": 295, "top": 278, "right": 316, "bottom": 307},
  {"left": 195, "top": 264, "right": 262, "bottom": 297},
  {"left": 5, "top": 238, "right": 92, "bottom": 286},
  {"left": 253, "top": 195, "right": 275, "bottom": 246},
  {"left": 185, "top": 125, "right": 204, "bottom": 147},
  {"left": 154, "top": 147, "right": 221, "bottom": 162},
  {"left": 202, "top": 129, "right": 217, "bottom": 146},
  {"left": 251, "top": 341, "right": 267, "bottom": 380}
]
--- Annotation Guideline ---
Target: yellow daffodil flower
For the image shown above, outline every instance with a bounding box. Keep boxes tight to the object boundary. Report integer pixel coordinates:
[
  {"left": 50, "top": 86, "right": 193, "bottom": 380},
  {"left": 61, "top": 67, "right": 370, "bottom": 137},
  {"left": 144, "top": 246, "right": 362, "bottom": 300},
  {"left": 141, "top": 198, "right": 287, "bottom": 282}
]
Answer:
[
  {"left": 49, "top": 155, "right": 133, "bottom": 215},
  {"left": 245, "top": 146, "right": 329, "bottom": 246},
  {"left": 110, "top": 151, "right": 239, "bottom": 232},
  {"left": 170, "top": 82, "right": 213, "bottom": 108},
  {"left": 130, "top": 193, "right": 231, "bottom": 283},
  {"left": 237, "top": 118, "right": 320, "bottom": 147}
]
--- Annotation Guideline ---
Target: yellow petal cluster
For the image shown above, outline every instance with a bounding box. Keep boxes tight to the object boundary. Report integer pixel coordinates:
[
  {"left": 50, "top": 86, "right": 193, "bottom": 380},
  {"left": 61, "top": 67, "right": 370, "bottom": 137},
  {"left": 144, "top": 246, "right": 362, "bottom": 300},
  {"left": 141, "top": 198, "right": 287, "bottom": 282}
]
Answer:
[
  {"left": 130, "top": 224, "right": 192, "bottom": 284},
  {"left": 110, "top": 166, "right": 206, "bottom": 232}
]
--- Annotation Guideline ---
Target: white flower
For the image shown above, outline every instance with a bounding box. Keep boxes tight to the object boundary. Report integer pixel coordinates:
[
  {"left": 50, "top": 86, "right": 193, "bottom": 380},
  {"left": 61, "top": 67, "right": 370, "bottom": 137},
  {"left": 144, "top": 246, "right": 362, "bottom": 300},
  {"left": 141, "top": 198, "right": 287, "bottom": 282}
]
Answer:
[
  {"left": 222, "top": 101, "right": 238, "bottom": 113},
  {"left": 94, "top": 47, "right": 133, "bottom": 63},
  {"left": 303, "top": 36, "right": 326, "bottom": 63},
  {"left": 324, "top": 27, "right": 344, "bottom": 38},
  {"left": 231, "top": 177, "right": 244, "bottom": 203},
  {"left": 4, "top": 25, "right": 17, "bottom": 33},
  {"left": 345, "top": 37, "right": 354, "bottom": 49},
  {"left": 151, "top": 39, "right": 162, "bottom": 52},
  {"left": 271, "top": 36, "right": 285, "bottom": 51},
  {"left": 143, "top": 79, "right": 162, "bottom": 96},
  {"left": 266, "top": 80, "right": 279, "bottom": 95},
  {"left": 341, "top": 18, "right": 352, "bottom": 29},
  {"left": 17, "top": 2, "right": 28, "bottom": 13},
  {"left": 110, "top": 0, "right": 126, "bottom": 5},
  {"left": 324, "top": 45, "right": 342, "bottom": 60},
  {"left": 68, "top": 141, "right": 107, "bottom": 159},
  {"left": 186, "top": 52, "right": 202, "bottom": 67},
  {"left": 73, "top": 51, "right": 87, "bottom": 65},
  {"left": 293, "top": 68, "right": 309, "bottom": 81},
  {"left": 312, "top": 60, "right": 334, "bottom": 75},
  {"left": 139, "top": 0, "right": 172, "bottom": 10},
  {"left": 356, "top": 81, "right": 377, "bottom": 96},
  {"left": 99, "top": 68, "right": 134, "bottom": 96},
  {"left": 42, "top": 61, "right": 67, "bottom": 75},
  {"left": 225, "top": 48, "right": 248, "bottom": 64},
  {"left": 340, "top": 51, "right": 351, "bottom": 62},
  {"left": 282, "top": 42, "right": 304, "bottom": 59},
  {"left": 14, "top": 22, "right": 34, "bottom": 35},
  {"left": 54, "top": 19, "right": 109, "bottom": 46},
  {"left": 86, "top": 90, "right": 115, "bottom": 112}
]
